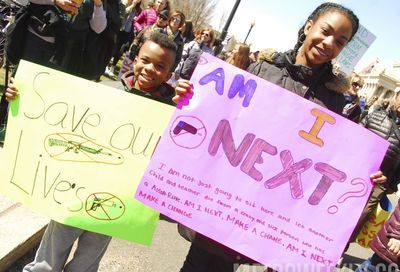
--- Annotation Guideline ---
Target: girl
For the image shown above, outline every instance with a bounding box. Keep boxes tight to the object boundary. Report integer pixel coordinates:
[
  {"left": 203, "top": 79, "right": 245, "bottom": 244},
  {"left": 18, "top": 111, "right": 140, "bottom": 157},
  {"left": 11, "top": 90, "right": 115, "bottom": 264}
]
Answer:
[
  {"left": 175, "top": 27, "right": 215, "bottom": 80},
  {"left": 177, "top": 2, "right": 387, "bottom": 272},
  {"left": 166, "top": 11, "right": 185, "bottom": 70},
  {"left": 180, "top": 20, "right": 195, "bottom": 44},
  {"left": 133, "top": 0, "right": 170, "bottom": 34},
  {"left": 226, "top": 43, "right": 251, "bottom": 70}
]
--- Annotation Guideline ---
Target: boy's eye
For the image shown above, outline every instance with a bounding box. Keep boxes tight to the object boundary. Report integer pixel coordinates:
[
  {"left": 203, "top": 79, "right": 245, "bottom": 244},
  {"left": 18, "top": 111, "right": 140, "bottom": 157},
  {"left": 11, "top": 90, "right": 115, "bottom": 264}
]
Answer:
[{"left": 140, "top": 57, "right": 149, "bottom": 63}]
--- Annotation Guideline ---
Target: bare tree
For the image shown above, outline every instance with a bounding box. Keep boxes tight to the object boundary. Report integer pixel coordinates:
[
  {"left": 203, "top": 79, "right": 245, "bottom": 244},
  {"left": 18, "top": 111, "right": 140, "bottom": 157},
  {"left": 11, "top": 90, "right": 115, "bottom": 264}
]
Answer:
[{"left": 170, "top": 0, "right": 217, "bottom": 29}]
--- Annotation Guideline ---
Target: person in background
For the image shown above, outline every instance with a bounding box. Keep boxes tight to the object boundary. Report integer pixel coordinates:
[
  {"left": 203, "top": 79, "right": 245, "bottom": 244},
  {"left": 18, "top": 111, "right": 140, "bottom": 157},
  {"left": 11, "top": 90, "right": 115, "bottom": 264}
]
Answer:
[
  {"left": 22, "top": 0, "right": 106, "bottom": 75},
  {"left": 355, "top": 97, "right": 400, "bottom": 272},
  {"left": 175, "top": 27, "right": 215, "bottom": 80},
  {"left": 348, "top": 92, "right": 400, "bottom": 244},
  {"left": 342, "top": 73, "right": 364, "bottom": 123},
  {"left": 166, "top": 11, "right": 185, "bottom": 71},
  {"left": 180, "top": 20, "right": 195, "bottom": 44},
  {"left": 178, "top": 3, "right": 387, "bottom": 272},
  {"left": 368, "top": 96, "right": 382, "bottom": 113},
  {"left": 128, "top": 9, "right": 169, "bottom": 60},
  {"left": 104, "top": 0, "right": 142, "bottom": 77},
  {"left": 79, "top": 0, "right": 122, "bottom": 80},
  {"left": 226, "top": 43, "right": 251, "bottom": 70},
  {"left": 133, "top": 0, "right": 169, "bottom": 34},
  {"left": 247, "top": 48, "right": 277, "bottom": 75},
  {"left": 248, "top": 50, "right": 259, "bottom": 63}
]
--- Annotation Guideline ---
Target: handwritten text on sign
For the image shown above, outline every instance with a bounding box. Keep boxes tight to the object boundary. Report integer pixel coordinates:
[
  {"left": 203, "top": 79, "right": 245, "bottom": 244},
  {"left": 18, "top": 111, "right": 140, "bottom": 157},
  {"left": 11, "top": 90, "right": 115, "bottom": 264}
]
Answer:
[
  {"left": 335, "top": 24, "right": 376, "bottom": 74},
  {"left": 0, "top": 61, "right": 175, "bottom": 244},
  {"left": 136, "top": 53, "right": 388, "bottom": 269}
]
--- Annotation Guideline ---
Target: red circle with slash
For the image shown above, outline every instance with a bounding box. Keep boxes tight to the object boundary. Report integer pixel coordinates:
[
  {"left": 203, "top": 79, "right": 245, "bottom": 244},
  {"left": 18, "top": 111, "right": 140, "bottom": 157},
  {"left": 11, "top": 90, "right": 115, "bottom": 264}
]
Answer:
[{"left": 169, "top": 115, "right": 207, "bottom": 149}]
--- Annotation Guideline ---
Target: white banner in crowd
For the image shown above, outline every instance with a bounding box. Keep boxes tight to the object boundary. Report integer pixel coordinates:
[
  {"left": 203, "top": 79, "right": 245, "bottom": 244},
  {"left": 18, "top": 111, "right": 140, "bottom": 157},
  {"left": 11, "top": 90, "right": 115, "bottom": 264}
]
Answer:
[{"left": 335, "top": 24, "right": 376, "bottom": 75}]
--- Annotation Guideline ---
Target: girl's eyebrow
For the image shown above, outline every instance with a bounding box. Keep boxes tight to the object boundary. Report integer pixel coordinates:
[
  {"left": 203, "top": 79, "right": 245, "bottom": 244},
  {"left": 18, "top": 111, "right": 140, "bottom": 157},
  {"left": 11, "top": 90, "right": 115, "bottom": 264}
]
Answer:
[{"left": 323, "top": 22, "right": 350, "bottom": 42}]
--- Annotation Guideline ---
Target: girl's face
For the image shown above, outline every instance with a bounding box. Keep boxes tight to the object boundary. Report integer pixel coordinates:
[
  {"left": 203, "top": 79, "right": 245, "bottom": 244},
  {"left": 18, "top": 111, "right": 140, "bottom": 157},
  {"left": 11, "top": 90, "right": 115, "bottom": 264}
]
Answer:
[
  {"left": 200, "top": 30, "right": 211, "bottom": 43},
  {"left": 169, "top": 15, "right": 182, "bottom": 31},
  {"left": 155, "top": 0, "right": 167, "bottom": 12},
  {"left": 297, "top": 11, "right": 353, "bottom": 68}
]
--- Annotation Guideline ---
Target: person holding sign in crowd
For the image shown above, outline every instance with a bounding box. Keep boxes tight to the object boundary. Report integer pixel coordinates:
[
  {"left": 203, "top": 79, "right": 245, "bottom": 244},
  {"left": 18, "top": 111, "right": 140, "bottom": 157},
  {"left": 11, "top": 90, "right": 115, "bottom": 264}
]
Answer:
[
  {"left": 177, "top": 2, "right": 387, "bottom": 271},
  {"left": 5, "top": 32, "right": 191, "bottom": 272}
]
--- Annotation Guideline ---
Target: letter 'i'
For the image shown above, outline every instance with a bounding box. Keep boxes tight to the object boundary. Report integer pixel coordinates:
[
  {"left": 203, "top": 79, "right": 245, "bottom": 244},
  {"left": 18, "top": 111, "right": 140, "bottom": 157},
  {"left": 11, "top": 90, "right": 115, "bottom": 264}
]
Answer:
[{"left": 298, "top": 109, "right": 335, "bottom": 147}]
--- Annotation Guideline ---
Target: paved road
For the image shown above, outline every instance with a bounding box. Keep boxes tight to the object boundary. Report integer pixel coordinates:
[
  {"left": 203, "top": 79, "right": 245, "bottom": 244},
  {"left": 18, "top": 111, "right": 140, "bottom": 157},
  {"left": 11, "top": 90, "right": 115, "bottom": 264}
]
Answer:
[{"left": 8, "top": 219, "right": 375, "bottom": 272}]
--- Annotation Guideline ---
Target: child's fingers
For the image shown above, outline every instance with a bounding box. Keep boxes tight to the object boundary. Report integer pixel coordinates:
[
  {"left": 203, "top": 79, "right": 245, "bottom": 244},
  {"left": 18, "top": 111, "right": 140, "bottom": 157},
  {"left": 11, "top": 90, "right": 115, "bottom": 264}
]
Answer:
[
  {"left": 176, "top": 80, "right": 193, "bottom": 92},
  {"left": 5, "top": 87, "right": 19, "bottom": 102},
  {"left": 370, "top": 170, "right": 386, "bottom": 184}
]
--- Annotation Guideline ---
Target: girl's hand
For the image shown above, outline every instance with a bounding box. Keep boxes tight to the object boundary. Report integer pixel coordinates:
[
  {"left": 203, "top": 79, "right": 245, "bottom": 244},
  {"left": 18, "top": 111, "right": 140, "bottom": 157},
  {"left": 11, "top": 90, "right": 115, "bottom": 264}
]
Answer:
[
  {"left": 54, "top": 0, "right": 79, "bottom": 14},
  {"left": 93, "top": 0, "right": 102, "bottom": 7},
  {"left": 388, "top": 238, "right": 400, "bottom": 256},
  {"left": 173, "top": 79, "right": 193, "bottom": 108},
  {"left": 370, "top": 170, "right": 387, "bottom": 185},
  {"left": 5, "top": 78, "right": 19, "bottom": 102}
]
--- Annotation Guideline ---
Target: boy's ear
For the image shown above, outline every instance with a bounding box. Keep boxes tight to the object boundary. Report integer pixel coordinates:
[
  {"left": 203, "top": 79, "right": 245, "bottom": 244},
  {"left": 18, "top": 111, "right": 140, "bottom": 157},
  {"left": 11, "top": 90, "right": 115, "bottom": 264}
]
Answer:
[{"left": 304, "top": 19, "right": 314, "bottom": 36}]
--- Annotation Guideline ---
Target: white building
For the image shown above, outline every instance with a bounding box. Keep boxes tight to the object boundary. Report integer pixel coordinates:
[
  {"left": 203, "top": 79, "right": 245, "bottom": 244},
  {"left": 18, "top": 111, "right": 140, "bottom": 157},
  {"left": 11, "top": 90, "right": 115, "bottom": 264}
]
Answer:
[{"left": 358, "top": 60, "right": 400, "bottom": 105}]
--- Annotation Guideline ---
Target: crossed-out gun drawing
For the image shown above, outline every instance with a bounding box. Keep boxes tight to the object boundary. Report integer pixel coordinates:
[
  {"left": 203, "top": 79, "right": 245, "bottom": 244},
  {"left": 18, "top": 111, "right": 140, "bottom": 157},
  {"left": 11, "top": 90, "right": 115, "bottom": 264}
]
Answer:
[{"left": 44, "top": 133, "right": 124, "bottom": 165}]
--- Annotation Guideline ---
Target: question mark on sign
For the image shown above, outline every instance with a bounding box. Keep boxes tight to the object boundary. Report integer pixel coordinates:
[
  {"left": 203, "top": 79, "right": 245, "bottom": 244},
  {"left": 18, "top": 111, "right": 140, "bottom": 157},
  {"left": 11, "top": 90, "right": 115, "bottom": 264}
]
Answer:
[{"left": 327, "top": 178, "right": 369, "bottom": 214}]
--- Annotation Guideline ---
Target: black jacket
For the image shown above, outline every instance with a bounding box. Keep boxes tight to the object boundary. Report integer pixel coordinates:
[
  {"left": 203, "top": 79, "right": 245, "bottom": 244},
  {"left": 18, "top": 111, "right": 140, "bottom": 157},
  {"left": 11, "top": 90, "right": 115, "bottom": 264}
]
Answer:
[
  {"left": 361, "top": 108, "right": 400, "bottom": 192},
  {"left": 247, "top": 50, "right": 346, "bottom": 114}
]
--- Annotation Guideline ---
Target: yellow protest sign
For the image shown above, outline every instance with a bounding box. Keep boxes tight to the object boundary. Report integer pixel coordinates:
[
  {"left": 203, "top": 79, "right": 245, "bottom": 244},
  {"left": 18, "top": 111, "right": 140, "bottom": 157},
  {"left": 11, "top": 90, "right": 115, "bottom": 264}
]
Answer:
[{"left": 0, "top": 61, "right": 175, "bottom": 244}]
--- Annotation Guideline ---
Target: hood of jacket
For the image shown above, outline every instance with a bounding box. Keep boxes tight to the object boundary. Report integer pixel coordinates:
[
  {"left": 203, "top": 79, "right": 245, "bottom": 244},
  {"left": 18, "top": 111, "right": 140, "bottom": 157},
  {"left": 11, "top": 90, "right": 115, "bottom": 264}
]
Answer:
[{"left": 273, "top": 50, "right": 348, "bottom": 94}]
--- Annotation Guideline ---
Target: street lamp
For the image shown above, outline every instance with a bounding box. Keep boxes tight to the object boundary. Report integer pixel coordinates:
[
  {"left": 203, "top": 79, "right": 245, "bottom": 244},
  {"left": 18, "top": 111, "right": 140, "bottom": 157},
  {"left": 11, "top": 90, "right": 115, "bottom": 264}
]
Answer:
[
  {"left": 244, "top": 21, "right": 255, "bottom": 44},
  {"left": 214, "top": 0, "right": 241, "bottom": 55}
]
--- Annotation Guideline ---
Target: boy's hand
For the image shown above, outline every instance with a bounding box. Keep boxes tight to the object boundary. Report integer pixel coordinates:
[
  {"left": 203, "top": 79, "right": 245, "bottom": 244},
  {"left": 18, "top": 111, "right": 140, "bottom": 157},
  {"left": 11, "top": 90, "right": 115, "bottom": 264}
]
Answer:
[
  {"left": 388, "top": 238, "right": 400, "bottom": 256},
  {"left": 370, "top": 170, "right": 387, "bottom": 185},
  {"left": 173, "top": 79, "right": 193, "bottom": 108},
  {"left": 5, "top": 77, "right": 19, "bottom": 102}
]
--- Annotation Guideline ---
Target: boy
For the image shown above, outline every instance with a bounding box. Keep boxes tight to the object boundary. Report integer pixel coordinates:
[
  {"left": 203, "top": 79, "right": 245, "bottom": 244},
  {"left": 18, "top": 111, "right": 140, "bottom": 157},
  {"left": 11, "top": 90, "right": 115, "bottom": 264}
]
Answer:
[{"left": 5, "top": 32, "right": 192, "bottom": 272}]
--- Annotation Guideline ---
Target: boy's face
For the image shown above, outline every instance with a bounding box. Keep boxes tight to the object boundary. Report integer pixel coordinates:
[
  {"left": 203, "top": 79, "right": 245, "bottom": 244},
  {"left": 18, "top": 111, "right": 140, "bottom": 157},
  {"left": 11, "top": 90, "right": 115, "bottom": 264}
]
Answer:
[{"left": 134, "top": 41, "right": 174, "bottom": 92}]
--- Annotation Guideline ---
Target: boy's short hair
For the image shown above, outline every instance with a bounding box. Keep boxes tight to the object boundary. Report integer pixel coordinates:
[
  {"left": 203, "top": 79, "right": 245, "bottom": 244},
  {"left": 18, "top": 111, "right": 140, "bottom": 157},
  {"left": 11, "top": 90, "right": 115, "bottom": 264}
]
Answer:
[{"left": 146, "top": 32, "right": 177, "bottom": 71}]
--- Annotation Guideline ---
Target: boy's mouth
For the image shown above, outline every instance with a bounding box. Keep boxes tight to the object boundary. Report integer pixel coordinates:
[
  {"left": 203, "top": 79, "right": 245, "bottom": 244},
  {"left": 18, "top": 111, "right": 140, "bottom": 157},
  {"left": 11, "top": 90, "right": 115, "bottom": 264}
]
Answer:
[{"left": 139, "top": 74, "right": 153, "bottom": 83}]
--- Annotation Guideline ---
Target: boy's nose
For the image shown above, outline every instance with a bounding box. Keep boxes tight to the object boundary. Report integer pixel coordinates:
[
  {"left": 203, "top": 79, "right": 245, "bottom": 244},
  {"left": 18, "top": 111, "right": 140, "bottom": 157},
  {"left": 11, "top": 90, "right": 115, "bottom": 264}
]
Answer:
[{"left": 144, "top": 63, "right": 156, "bottom": 73}]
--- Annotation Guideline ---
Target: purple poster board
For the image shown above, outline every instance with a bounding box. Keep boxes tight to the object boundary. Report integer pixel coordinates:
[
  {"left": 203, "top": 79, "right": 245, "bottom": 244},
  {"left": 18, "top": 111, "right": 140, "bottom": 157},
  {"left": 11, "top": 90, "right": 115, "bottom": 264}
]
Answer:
[{"left": 136, "top": 53, "right": 389, "bottom": 270}]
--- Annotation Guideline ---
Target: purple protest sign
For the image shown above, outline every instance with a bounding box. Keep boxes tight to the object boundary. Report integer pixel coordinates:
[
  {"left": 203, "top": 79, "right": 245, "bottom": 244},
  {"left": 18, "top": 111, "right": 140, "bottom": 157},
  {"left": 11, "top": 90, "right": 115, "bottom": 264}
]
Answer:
[{"left": 135, "top": 53, "right": 389, "bottom": 270}]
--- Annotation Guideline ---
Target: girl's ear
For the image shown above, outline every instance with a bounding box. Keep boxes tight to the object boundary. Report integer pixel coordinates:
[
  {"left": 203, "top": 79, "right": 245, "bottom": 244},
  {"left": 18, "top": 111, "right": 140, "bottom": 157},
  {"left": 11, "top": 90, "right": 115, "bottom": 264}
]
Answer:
[{"left": 304, "top": 20, "right": 314, "bottom": 36}]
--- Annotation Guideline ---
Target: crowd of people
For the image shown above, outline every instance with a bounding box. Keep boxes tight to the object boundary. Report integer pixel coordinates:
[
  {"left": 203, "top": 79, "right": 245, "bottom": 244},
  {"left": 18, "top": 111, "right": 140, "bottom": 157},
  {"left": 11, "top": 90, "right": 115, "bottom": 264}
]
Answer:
[{"left": 2, "top": 0, "right": 400, "bottom": 271}]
